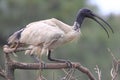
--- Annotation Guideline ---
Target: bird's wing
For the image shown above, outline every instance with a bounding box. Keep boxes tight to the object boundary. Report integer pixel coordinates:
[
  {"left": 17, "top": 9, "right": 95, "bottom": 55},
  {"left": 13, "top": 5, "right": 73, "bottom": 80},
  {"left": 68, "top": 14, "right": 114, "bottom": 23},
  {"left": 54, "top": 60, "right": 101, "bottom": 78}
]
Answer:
[
  {"left": 42, "top": 18, "right": 73, "bottom": 33},
  {"left": 8, "top": 18, "right": 72, "bottom": 48},
  {"left": 30, "top": 18, "right": 73, "bottom": 33},
  {"left": 20, "top": 22, "right": 64, "bottom": 46}
]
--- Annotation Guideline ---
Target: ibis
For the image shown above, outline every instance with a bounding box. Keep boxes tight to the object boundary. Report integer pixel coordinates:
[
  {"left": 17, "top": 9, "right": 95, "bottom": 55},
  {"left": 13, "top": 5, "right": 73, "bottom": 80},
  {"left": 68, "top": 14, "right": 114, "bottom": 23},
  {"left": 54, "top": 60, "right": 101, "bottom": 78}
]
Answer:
[{"left": 7, "top": 8, "right": 113, "bottom": 65}]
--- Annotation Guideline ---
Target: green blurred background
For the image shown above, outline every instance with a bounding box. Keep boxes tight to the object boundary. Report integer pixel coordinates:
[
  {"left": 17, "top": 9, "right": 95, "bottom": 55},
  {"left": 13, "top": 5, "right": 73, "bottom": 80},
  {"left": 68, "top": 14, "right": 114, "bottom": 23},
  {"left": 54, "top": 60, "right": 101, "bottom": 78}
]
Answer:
[{"left": 0, "top": 0, "right": 120, "bottom": 80}]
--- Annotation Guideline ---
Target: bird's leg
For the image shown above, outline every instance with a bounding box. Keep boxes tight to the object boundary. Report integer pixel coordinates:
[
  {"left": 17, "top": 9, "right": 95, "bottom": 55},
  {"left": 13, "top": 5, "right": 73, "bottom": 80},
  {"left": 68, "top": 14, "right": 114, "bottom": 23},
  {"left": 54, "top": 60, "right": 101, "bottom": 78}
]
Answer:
[
  {"left": 30, "top": 54, "right": 46, "bottom": 69},
  {"left": 30, "top": 54, "right": 46, "bottom": 79},
  {"left": 30, "top": 54, "right": 40, "bottom": 63},
  {"left": 48, "top": 50, "right": 72, "bottom": 68}
]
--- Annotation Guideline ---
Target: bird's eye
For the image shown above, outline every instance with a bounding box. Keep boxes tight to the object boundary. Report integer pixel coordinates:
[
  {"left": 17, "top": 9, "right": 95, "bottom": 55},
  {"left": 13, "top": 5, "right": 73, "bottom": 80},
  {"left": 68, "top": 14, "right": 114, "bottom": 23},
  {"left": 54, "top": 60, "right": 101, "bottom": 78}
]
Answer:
[{"left": 87, "top": 10, "right": 91, "bottom": 13}]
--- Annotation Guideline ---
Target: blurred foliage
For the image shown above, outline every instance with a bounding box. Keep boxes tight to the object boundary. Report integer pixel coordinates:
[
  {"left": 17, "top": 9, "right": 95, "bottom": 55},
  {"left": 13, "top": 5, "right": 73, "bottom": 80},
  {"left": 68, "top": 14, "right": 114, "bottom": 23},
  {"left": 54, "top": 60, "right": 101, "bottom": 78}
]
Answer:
[{"left": 0, "top": 0, "right": 120, "bottom": 80}]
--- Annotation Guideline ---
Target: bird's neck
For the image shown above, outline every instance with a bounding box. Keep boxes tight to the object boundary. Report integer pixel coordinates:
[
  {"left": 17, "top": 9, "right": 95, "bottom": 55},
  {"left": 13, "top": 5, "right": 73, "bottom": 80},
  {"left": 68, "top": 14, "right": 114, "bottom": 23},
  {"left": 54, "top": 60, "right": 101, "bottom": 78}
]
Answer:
[
  {"left": 73, "top": 14, "right": 85, "bottom": 32},
  {"left": 73, "top": 22, "right": 80, "bottom": 32}
]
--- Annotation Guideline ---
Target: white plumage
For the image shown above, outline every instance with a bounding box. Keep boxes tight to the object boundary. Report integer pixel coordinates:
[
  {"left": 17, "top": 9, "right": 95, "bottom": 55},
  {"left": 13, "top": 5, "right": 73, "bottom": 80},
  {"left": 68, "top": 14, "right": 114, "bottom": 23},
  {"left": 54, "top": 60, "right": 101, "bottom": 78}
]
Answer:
[
  {"left": 8, "top": 9, "right": 113, "bottom": 62},
  {"left": 9, "top": 18, "right": 80, "bottom": 57}
]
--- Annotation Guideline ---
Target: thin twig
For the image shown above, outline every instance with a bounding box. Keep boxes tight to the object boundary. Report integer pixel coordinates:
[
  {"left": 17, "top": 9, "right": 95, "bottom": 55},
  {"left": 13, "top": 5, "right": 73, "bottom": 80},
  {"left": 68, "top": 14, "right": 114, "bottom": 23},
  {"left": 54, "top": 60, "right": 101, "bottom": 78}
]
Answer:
[
  {"left": 107, "top": 48, "right": 119, "bottom": 80},
  {"left": 94, "top": 65, "right": 101, "bottom": 80},
  {"left": 62, "top": 68, "right": 76, "bottom": 80},
  {"left": 107, "top": 48, "right": 117, "bottom": 62},
  {"left": 3, "top": 45, "right": 32, "bottom": 53},
  {"left": 0, "top": 67, "right": 6, "bottom": 79}
]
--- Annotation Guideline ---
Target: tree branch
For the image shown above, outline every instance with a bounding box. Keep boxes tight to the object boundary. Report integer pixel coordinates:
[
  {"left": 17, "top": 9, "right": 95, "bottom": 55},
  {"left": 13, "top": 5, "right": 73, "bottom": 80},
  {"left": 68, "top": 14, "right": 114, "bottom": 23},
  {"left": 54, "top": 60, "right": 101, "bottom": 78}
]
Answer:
[
  {"left": 0, "top": 67, "right": 6, "bottom": 79},
  {"left": 13, "top": 61, "right": 96, "bottom": 80},
  {"left": 1, "top": 45, "right": 96, "bottom": 80}
]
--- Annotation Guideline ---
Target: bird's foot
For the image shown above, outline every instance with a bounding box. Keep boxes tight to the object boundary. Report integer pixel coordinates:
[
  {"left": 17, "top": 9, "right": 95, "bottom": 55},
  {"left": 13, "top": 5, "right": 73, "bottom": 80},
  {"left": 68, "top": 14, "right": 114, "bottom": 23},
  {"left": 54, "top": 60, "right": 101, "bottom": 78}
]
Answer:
[
  {"left": 65, "top": 60, "right": 73, "bottom": 68},
  {"left": 30, "top": 54, "right": 46, "bottom": 69},
  {"left": 41, "top": 62, "right": 46, "bottom": 69},
  {"left": 30, "top": 54, "right": 40, "bottom": 63}
]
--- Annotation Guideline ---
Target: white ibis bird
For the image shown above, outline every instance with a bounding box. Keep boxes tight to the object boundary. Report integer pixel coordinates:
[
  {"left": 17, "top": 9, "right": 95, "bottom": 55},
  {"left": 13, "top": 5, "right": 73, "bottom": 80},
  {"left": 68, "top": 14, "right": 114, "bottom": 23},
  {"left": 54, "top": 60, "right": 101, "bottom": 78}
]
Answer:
[{"left": 7, "top": 8, "right": 113, "bottom": 65}]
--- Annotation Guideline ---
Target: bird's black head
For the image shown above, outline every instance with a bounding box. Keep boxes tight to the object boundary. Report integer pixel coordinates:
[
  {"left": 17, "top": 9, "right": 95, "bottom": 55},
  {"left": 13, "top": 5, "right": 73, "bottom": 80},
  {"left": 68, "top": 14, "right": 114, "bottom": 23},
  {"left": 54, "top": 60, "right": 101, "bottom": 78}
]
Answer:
[
  {"left": 77, "top": 9, "right": 93, "bottom": 18},
  {"left": 75, "top": 8, "right": 114, "bottom": 37}
]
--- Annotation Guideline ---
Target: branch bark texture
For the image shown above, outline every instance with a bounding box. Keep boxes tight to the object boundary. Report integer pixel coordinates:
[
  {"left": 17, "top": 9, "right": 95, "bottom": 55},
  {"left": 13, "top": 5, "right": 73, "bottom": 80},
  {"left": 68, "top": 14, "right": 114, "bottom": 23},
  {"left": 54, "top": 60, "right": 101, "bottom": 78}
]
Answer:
[{"left": 0, "top": 45, "right": 96, "bottom": 80}]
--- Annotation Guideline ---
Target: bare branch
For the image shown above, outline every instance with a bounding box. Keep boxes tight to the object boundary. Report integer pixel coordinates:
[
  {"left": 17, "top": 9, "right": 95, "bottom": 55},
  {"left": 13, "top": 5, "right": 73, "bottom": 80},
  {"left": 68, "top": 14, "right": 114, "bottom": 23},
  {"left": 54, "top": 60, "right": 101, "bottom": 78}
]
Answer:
[
  {"left": 36, "top": 75, "right": 47, "bottom": 80},
  {"left": 107, "top": 48, "right": 117, "bottom": 62},
  {"left": 0, "top": 67, "right": 6, "bottom": 79},
  {"left": 75, "top": 63, "right": 96, "bottom": 80},
  {"left": 61, "top": 68, "right": 76, "bottom": 80},
  {"left": 11, "top": 61, "right": 96, "bottom": 80},
  {"left": 108, "top": 48, "right": 119, "bottom": 80},
  {"left": 3, "top": 45, "right": 31, "bottom": 53},
  {"left": 94, "top": 65, "right": 101, "bottom": 80},
  {"left": 1, "top": 45, "right": 96, "bottom": 80}
]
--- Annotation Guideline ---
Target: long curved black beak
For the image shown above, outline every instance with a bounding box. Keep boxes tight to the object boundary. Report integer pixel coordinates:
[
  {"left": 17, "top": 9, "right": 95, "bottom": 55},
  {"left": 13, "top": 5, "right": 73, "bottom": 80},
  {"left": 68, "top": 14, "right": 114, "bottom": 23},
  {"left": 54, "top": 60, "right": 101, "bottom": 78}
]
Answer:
[{"left": 89, "top": 13, "right": 114, "bottom": 38}]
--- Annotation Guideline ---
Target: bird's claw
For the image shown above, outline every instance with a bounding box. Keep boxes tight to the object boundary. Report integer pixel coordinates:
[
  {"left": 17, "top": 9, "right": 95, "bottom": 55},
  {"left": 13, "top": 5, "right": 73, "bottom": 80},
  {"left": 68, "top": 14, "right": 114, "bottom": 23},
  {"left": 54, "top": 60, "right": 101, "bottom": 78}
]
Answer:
[
  {"left": 30, "top": 54, "right": 46, "bottom": 69},
  {"left": 65, "top": 60, "right": 72, "bottom": 68},
  {"left": 41, "top": 62, "right": 46, "bottom": 69}
]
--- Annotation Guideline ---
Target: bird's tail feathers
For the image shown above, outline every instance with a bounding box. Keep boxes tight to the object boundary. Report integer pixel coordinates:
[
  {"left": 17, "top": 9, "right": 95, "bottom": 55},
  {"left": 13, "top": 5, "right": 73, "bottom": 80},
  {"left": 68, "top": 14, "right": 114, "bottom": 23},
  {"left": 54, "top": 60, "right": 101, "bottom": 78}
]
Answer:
[
  {"left": 8, "top": 33, "right": 19, "bottom": 45},
  {"left": 7, "top": 28, "right": 24, "bottom": 47}
]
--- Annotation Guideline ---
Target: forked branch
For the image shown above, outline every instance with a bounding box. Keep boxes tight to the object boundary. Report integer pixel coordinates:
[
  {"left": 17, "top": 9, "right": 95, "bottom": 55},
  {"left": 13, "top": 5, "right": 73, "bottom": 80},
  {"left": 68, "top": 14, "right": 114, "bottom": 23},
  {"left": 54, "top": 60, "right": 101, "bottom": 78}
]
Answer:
[{"left": 1, "top": 45, "right": 96, "bottom": 80}]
